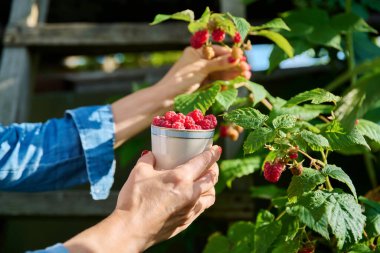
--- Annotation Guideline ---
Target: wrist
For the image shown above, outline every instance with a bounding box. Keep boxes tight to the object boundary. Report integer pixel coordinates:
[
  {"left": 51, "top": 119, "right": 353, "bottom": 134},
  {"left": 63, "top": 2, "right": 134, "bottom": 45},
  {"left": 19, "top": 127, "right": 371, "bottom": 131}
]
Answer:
[{"left": 64, "top": 210, "right": 146, "bottom": 253}]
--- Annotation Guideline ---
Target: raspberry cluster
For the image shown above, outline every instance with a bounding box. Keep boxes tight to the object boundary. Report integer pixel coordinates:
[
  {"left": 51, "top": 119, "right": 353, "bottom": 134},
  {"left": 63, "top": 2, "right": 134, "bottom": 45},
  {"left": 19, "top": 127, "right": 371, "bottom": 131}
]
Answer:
[{"left": 152, "top": 109, "right": 217, "bottom": 130}]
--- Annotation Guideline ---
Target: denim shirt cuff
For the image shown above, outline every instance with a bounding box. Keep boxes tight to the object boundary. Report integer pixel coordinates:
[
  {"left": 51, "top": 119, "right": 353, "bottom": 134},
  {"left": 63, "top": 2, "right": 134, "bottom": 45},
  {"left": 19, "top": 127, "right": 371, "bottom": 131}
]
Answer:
[
  {"left": 66, "top": 105, "right": 115, "bottom": 200},
  {"left": 26, "top": 243, "right": 69, "bottom": 253}
]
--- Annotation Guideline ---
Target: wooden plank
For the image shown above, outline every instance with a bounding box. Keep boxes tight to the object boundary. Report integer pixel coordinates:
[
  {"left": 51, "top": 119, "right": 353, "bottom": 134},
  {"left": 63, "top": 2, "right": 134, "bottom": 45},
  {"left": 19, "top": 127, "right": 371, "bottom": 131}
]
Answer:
[
  {"left": 0, "top": 191, "right": 253, "bottom": 219},
  {"left": 4, "top": 23, "right": 190, "bottom": 49},
  {"left": 0, "top": 0, "right": 49, "bottom": 124}
]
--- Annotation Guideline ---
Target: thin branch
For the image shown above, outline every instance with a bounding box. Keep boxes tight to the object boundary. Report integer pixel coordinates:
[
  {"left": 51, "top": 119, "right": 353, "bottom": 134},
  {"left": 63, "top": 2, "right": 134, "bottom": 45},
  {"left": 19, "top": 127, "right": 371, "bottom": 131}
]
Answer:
[{"left": 260, "top": 98, "right": 273, "bottom": 110}]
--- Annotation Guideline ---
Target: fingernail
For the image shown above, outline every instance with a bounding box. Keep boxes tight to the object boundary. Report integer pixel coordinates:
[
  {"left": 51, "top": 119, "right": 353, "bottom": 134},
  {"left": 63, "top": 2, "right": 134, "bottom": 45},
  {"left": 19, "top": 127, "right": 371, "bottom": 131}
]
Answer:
[
  {"left": 228, "top": 56, "right": 237, "bottom": 63},
  {"left": 216, "top": 145, "right": 222, "bottom": 154},
  {"left": 141, "top": 150, "right": 149, "bottom": 157}
]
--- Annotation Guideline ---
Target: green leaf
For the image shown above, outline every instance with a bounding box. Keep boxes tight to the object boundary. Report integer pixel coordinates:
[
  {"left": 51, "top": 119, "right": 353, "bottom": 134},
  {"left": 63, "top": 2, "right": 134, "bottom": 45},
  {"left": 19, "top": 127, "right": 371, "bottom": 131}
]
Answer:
[
  {"left": 279, "top": 215, "right": 300, "bottom": 241},
  {"left": 215, "top": 89, "right": 238, "bottom": 111},
  {"left": 228, "top": 14, "right": 251, "bottom": 41},
  {"left": 256, "top": 209, "right": 275, "bottom": 225},
  {"left": 288, "top": 190, "right": 366, "bottom": 249},
  {"left": 300, "top": 130, "right": 330, "bottom": 151},
  {"left": 287, "top": 168, "right": 326, "bottom": 199},
  {"left": 244, "top": 127, "right": 276, "bottom": 154},
  {"left": 227, "top": 221, "right": 255, "bottom": 245},
  {"left": 245, "top": 81, "right": 268, "bottom": 106},
  {"left": 359, "top": 197, "right": 380, "bottom": 238},
  {"left": 331, "top": 12, "right": 377, "bottom": 33},
  {"left": 270, "top": 104, "right": 334, "bottom": 122},
  {"left": 357, "top": 119, "right": 380, "bottom": 145},
  {"left": 362, "top": 0, "right": 380, "bottom": 12},
  {"left": 254, "top": 219, "right": 282, "bottom": 253},
  {"left": 174, "top": 85, "right": 220, "bottom": 114},
  {"left": 211, "top": 13, "right": 236, "bottom": 36},
  {"left": 220, "top": 157, "right": 262, "bottom": 188},
  {"left": 281, "top": 8, "right": 329, "bottom": 27},
  {"left": 331, "top": 13, "right": 377, "bottom": 34},
  {"left": 285, "top": 88, "right": 340, "bottom": 107},
  {"left": 255, "top": 30, "right": 294, "bottom": 58},
  {"left": 272, "top": 114, "right": 297, "bottom": 129},
  {"left": 251, "top": 18, "right": 291, "bottom": 31},
  {"left": 322, "top": 121, "right": 370, "bottom": 150},
  {"left": 150, "top": 10, "right": 194, "bottom": 25},
  {"left": 307, "top": 24, "right": 342, "bottom": 50},
  {"left": 188, "top": 7, "right": 210, "bottom": 33},
  {"left": 335, "top": 72, "right": 380, "bottom": 131},
  {"left": 224, "top": 108, "right": 268, "bottom": 129},
  {"left": 321, "top": 164, "right": 357, "bottom": 199},
  {"left": 203, "top": 232, "right": 230, "bottom": 253},
  {"left": 271, "top": 238, "right": 299, "bottom": 253},
  {"left": 347, "top": 243, "right": 373, "bottom": 253},
  {"left": 251, "top": 185, "right": 286, "bottom": 200}
]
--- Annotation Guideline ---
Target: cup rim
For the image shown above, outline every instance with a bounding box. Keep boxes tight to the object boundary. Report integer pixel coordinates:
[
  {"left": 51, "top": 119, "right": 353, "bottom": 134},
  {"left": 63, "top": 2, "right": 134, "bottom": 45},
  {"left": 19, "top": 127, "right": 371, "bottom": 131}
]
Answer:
[{"left": 151, "top": 125, "right": 214, "bottom": 139}]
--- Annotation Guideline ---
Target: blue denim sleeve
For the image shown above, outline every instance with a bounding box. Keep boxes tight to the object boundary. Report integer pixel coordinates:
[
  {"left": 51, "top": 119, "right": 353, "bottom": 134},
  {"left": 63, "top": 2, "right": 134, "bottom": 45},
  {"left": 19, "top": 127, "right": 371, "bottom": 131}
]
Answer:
[
  {"left": 0, "top": 105, "right": 115, "bottom": 200},
  {"left": 26, "top": 243, "right": 69, "bottom": 253}
]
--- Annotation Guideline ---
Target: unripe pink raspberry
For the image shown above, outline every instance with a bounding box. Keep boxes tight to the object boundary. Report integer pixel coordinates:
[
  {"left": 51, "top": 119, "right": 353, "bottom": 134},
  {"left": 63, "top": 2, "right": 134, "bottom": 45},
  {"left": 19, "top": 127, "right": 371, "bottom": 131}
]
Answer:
[
  {"left": 204, "top": 114, "right": 217, "bottom": 128},
  {"left": 190, "top": 30, "right": 209, "bottom": 49},
  {"left": 233, "top": 32, "right": 242, "bottom": 44},
  {"left": 172, "top": 113, "right": 186, "bottom": 124},
  {"left": 172, "top": 122, "right": 185, "bottom": 129},
  {"left": 187, "top": 109, "right": 204, "bottom": 123},
  {"left": 264, "top": 161, "right": 284, "bottom": 183},
  {"left": 161, "top": 120, "right": 172, "bottom": 128},
  {"left": 164, "top": 111, "right": 177, "bottom": 122},
  {"left": 212, "top": 28, "right": 225, "bottom": 42}
]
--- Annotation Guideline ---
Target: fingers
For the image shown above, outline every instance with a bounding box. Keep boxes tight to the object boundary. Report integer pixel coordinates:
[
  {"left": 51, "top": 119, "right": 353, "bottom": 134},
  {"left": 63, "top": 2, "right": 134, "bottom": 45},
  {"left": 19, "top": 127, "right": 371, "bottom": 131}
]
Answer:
[
  {"left": 136, "top": 151, "right": 156, "bottom": 167},
  {"left": 205, "top": 54, "right": 240, "bottom": 73},
  {"left": 193, "top": 164, "right": 219, "bottom": 194},
  {"left": 211, "top": 45, "right": 231, "bottom": 56},
  {"left": 175, "top": 145, "right": 221, "bottom": 181}
]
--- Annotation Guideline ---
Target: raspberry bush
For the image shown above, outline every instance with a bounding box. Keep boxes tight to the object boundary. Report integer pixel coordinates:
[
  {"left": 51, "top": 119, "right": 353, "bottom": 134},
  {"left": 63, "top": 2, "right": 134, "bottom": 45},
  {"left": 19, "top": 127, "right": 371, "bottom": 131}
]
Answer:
[{"left": 152, "top": 6, "right": 380, "bottom": 253}]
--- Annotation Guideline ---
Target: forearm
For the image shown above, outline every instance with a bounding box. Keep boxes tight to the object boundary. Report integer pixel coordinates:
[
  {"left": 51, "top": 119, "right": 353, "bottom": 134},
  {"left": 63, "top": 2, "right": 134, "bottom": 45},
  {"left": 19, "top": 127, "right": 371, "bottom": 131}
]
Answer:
[
  {"left": 64, "top": 210, "right": 147, "bottom": 253},
  {"left": 112, "top": 84, "right": 174, "bottom": 148}
]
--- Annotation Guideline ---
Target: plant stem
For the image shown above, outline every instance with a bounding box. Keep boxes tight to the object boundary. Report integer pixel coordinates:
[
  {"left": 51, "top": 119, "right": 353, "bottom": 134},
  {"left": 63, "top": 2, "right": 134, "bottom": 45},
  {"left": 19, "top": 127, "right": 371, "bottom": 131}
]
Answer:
[
  {"left": 275, "top": 210, "right": 286, "bottom": 221},
  {"left": 260, "top": 98, "right": 273, "bottom": 110},
  {"left": 345, "top": 0, "right": 356, "bottom": 86},
  {"left": 298, "top": 149, "right": 325, "bottom": 168},
  {"left": 325, "top": 177, "right": 333, "bottom": 191},
  {"left": 364, "top": 153, "right": 378, "bottom": 188}
]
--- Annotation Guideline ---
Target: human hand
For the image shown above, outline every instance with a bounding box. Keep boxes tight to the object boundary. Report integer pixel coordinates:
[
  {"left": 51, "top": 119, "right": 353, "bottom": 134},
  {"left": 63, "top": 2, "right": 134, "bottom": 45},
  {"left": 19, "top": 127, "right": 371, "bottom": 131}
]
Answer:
[
  {"left": 114, "top": 145, "right": 221, "bottom": 252},
  {"left": 156, "top": 45, "right": 251, "bottom": 98}
]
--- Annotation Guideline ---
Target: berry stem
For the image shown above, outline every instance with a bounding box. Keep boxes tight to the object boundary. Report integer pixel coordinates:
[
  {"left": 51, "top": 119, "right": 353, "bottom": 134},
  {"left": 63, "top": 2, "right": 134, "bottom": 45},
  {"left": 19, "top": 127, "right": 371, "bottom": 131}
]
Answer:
[
  {"left": 297, "top": 148, "right": 325, "bottom": 168},
  {"left": 260, "top": 98, "right": 273, "bottom": 111},
  {"left": 275, "top": 210, "right": 286, "bottom": 221}
]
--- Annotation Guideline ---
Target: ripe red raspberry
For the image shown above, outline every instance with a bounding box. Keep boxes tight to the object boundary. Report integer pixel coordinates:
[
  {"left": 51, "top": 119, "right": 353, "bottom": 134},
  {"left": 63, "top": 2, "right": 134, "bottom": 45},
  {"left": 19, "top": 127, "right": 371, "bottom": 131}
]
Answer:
[
  {"left": 298, "top": 246, "right": 315, "bottom": 253},
  {"left": 264, "top": 161, "right": 284, "bottom": 183},
  {"left": 289, "top": 152, "right": 298, "bottom": 160},
  {"left": 184, "top": 116, "right": 195, "bottom": 129},
  {"left": 199, "top": 119, "right": 213, "bottom": 129},
  {"left": 233, "top": 32, "right": 242, "bottom": 44},
  {"left": 161, "top": 120, "right": 172, "bottom": 128},
  {"left": 187, "top": 124, "right": 202, "bottom": 130},
  {"left": 190, "top": 29, "right": 209, "bottom": 49},
  {"left": 172, "top": 122, "right": 185, "bottom": 129},
  {"left": 152, "top": 116, "right": 165, "bottom": 126},
  {"left": 164, "top": 111, "right": 177, "bottom": 122},
  {"left": 187, "top": 109, "right": 204, "bottom": 123},
  {"left": 204, "top": 115, "right": 217, "bottom": 128},
  {"left": 212, "top": 28, "right": 225, "bottom": 42},
  {"left": 172, "top": 113, "right": 186, "bottom": 124},
  {"left": 220, "top": 125, "right": 229, "bottom": 137}
]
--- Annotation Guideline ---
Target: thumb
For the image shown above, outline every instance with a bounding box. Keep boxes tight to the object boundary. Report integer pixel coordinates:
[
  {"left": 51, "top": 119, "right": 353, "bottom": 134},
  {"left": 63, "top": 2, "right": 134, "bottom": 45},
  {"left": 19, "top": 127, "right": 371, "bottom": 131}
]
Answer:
[
  {"left": 136, "top": 151, "right": 156, "bottom": 167},
  {"left": 205, "top": 54, "right": 239, "bottom": 73}
]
